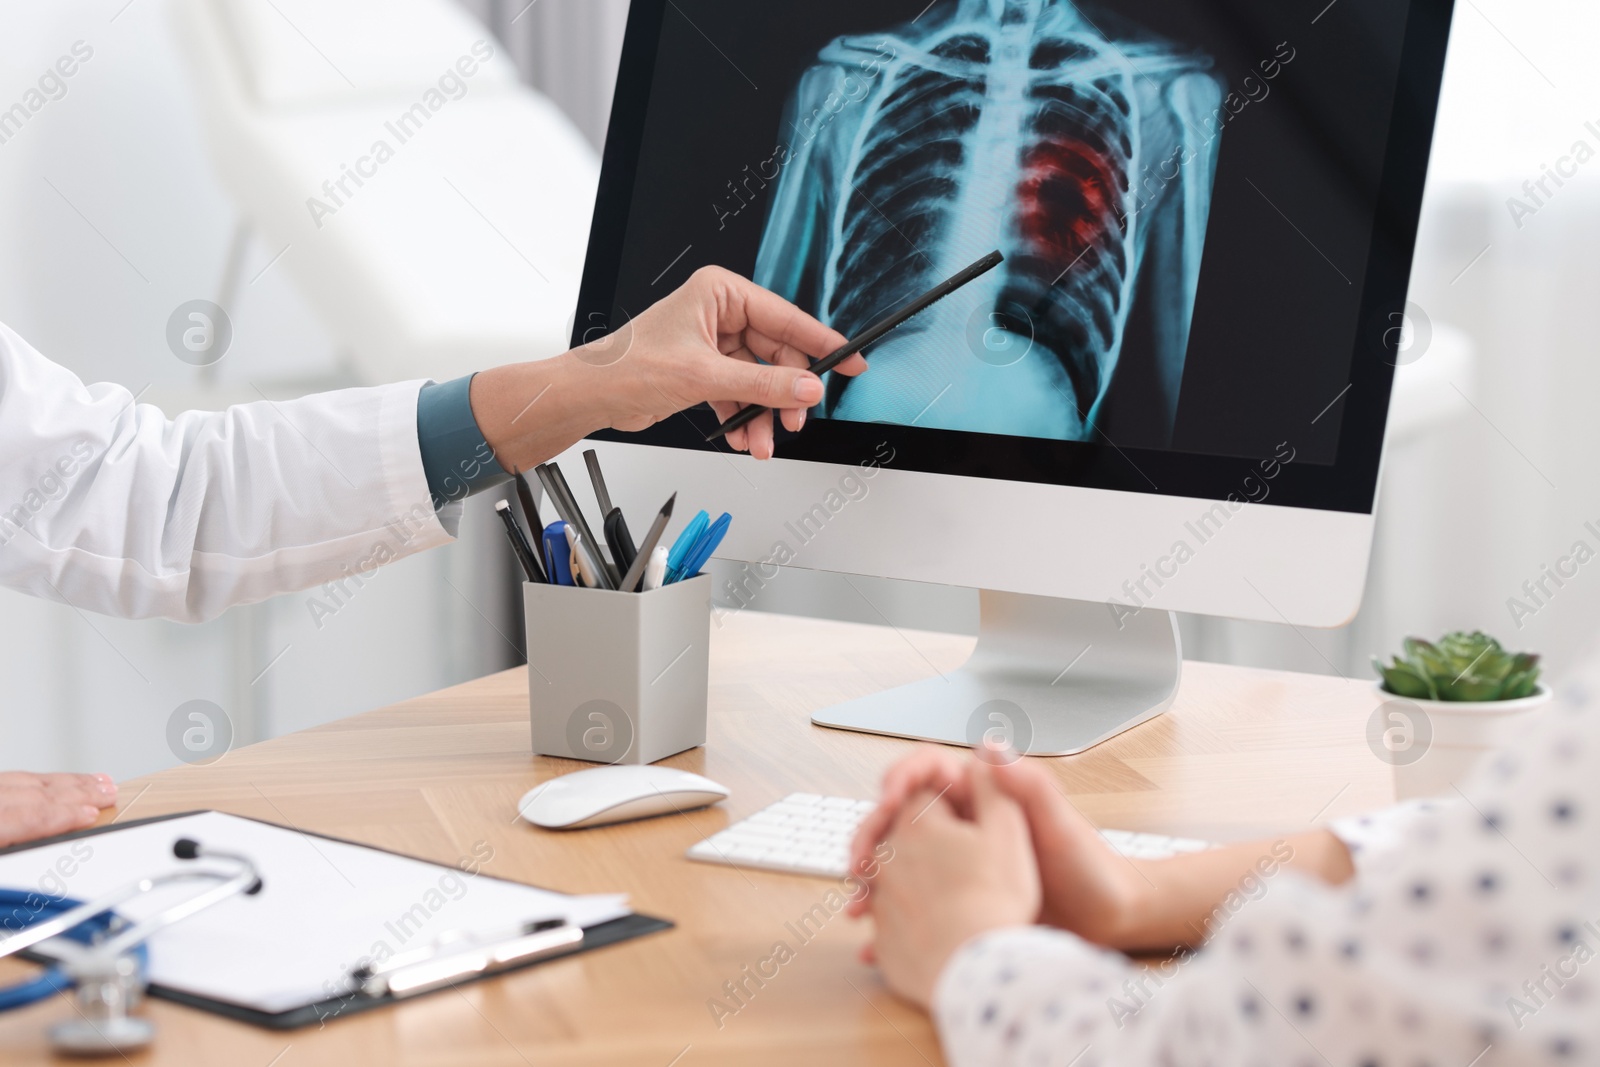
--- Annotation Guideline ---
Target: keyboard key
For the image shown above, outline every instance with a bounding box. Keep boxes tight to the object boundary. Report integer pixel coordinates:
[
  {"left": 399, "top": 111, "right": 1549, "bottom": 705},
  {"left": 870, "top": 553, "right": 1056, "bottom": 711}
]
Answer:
[
  {"left": 1167, "top": 839, "right": 1210, "bottom": 853},
  {"left": 686, "top": 794, "right": 1213, "bottom": 879}
]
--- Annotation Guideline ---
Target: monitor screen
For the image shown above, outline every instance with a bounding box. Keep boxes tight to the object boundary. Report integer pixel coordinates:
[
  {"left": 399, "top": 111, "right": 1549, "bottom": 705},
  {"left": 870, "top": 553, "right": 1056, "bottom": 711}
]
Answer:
[{"left": 577, "top": 0, "right": 1454, "bottom": 513}]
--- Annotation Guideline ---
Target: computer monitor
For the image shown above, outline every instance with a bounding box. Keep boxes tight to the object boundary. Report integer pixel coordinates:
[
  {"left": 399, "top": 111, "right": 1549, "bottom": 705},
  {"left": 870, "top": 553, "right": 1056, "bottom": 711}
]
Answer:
[{"left": 572, "top": 0, "right": 1455, "bottom": 754}]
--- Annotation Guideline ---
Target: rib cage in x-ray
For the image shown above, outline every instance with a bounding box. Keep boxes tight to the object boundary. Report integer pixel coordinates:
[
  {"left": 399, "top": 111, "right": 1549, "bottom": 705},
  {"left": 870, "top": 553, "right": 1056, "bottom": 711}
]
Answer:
[{"left": 754, "top": 0, "right": 1224, "bottom": 443}]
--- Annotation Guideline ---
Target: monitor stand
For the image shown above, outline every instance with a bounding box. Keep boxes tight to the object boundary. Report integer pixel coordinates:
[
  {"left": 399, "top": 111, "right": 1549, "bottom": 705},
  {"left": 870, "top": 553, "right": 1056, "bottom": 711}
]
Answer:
[{"left": 811, "top": 590, "right": 1182, "bottom": 756}]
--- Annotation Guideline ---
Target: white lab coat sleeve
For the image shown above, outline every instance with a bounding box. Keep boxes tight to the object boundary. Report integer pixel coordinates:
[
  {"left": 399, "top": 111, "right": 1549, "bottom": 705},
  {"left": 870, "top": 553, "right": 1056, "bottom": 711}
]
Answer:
[{"left": 0, "top": 322, "right": 454, "bottom": 622}]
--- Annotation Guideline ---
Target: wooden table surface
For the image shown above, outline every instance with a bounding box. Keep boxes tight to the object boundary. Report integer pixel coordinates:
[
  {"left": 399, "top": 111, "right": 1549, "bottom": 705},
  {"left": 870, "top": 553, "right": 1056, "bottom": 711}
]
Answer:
[{"left": 0, "top": 611, "right": 1392, "bottom": 1066}]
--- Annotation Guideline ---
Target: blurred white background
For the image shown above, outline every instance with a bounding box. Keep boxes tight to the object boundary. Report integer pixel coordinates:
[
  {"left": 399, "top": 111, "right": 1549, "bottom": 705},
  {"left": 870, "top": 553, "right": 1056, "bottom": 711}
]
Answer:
[{"left": 1, "top": 0, "right": 1597, "bottom": 779}]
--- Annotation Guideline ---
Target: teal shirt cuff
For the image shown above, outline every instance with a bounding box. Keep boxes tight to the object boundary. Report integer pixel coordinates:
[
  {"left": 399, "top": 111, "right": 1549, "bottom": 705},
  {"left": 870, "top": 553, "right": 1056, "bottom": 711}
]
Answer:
[{"left": 416, "top": 374, "right": 508, "bottom": 509}]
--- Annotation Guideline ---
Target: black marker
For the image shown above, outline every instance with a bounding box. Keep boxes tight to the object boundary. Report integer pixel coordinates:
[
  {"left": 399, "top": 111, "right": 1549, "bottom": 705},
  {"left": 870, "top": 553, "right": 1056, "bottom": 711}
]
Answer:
[
  {"left": 495, "top": 500, "right": 542, "bottom": 584},
  {"left": 511, "top": 470, "right": 548, "bottom": 584},
  {"left": 604, "top": 508, "right": 637, "bottom": 574}
]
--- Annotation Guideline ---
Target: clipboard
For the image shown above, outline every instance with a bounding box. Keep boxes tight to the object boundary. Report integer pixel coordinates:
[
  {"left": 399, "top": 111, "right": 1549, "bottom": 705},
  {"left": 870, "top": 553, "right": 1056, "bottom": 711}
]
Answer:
[{"left": 0, "top": 811, "right": 672, "bottom": 1031}]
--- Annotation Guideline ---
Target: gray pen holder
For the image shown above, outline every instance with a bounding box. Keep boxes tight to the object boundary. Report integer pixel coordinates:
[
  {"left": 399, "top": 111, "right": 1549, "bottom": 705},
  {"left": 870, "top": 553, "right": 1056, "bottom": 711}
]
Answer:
[{"left": 524, "top": 575, "right": 712, "bottom": 765}]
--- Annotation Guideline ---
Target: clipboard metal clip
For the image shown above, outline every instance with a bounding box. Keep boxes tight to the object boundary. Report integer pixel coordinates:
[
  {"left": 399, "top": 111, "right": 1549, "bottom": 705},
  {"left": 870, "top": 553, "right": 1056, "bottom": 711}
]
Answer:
[{"left": 352, "top": 918, "right": 583, "bottom": 999}]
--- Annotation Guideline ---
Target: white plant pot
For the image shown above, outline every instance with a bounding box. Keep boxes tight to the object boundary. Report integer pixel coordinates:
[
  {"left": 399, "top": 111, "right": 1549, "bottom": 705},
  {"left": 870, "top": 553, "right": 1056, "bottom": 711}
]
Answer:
[{"left": 1369, "top": 682, "right": 1553, "bottom": 799}]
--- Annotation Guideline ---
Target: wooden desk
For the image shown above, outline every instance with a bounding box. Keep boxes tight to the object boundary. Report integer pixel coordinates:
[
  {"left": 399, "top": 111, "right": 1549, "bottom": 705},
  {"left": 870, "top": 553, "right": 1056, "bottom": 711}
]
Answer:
[{"left": 0, "top": 612, "right": 1390, "bottom": 1066}]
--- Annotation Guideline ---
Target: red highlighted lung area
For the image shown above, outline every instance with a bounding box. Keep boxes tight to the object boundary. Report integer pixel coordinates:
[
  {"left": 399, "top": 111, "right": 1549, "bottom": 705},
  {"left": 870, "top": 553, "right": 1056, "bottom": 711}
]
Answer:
[{"left": 1015, "top": 139, "right": 1127, "bottom": 276}]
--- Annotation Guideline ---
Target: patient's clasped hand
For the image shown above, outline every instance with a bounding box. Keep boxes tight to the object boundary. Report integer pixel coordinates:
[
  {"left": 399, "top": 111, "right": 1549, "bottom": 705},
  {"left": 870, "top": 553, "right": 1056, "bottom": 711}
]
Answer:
[{"left": 851, "top": 695, "right": 1598, "bottom": 1066}]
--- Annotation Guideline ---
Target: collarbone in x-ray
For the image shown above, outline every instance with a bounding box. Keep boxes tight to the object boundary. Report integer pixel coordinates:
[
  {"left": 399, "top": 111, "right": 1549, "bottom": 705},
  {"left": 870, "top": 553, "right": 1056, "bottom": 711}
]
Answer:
[{"left": 754, "top": 0, "right": 1224, "bottom": 444}]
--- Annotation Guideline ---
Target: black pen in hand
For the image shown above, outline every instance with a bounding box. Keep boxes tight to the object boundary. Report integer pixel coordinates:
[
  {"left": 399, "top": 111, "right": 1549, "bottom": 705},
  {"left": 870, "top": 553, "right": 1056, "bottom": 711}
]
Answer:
[{"left": 705, "top": 250, "right": 1004, "bottom": 442}]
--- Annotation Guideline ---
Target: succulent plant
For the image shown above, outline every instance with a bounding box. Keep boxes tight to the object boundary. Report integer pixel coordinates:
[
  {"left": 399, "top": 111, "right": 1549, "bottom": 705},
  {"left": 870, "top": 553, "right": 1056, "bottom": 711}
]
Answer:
[{"left": 1373, "top": 631, "right": 1541, "bottom": 702}]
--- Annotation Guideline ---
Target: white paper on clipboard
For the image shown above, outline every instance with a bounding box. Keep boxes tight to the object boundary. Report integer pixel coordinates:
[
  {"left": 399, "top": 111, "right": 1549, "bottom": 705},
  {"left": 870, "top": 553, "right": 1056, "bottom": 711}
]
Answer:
[{"left": 0, "top": 811, "right": 630, "bottom": 1013}]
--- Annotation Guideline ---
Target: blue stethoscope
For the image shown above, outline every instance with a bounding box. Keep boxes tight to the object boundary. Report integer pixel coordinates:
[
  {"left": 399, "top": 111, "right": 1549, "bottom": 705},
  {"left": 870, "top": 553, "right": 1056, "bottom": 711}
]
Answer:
[
  {"left": 0, "top": 839, "right": 260, "bottom": 1056},
  {"left": 0, "top": 891, "right": 145, "bottom": 1011}
]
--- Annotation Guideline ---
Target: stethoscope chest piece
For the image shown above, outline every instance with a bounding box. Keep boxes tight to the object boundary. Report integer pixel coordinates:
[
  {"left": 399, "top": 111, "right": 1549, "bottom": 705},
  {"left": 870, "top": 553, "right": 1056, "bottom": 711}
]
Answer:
[
  {"left": 0, "top": 838, "right": 261, "bottom": 1058},
  {"left": 48, "top": 951, "right": 155, "bottom": 1057},
  {"left": 51, "top": 1016, "right": 156, "bottom": 1058}
]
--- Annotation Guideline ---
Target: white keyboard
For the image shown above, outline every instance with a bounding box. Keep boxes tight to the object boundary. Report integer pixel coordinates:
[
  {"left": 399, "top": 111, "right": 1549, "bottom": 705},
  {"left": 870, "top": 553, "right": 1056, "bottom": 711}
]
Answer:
[{"left": 686, "top": 793, "right": 1212, "bottom": 878}]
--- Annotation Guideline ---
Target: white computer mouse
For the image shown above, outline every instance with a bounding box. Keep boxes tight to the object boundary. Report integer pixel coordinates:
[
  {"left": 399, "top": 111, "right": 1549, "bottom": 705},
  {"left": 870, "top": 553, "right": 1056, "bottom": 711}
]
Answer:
[{"left": 517, "top": 764, "right": 730, "bottom": 830}]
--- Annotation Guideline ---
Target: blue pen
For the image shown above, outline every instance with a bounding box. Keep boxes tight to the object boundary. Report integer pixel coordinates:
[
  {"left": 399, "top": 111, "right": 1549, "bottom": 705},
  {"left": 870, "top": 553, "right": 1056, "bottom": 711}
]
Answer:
[
  {"left": 675, "top": 513, "right": 731, "bottom": 582},
  {"left": 542, "top": 522, "right": 574, "bottom": 586},
  {"left": 665, "top": 510, "right": 709, "bottom": 582}
]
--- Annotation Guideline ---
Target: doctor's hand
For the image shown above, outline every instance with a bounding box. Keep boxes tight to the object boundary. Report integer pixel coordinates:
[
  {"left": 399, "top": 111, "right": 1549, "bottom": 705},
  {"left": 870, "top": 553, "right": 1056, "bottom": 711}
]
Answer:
[
  {"left": 862, "top": 759, "right": 1041, "bottom": 1010},
  {"left": 472, "top": 267, "right": 867, "bottom": 467},
  {"left": 0, "top": 772, "right": 115, "bottom": 848}
]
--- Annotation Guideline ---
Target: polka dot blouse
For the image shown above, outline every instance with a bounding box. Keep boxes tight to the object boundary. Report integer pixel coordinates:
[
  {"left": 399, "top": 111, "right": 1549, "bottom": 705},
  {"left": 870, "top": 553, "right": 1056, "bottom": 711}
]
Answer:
[{"left": 934, "top": 678, "right": 1598, "bottom": 1066}]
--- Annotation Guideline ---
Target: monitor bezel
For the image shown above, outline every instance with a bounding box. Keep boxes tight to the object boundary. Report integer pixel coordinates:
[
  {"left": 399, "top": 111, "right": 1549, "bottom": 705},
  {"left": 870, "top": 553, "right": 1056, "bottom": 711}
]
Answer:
[{"left": 573, "top": 0, "right": 1457, "bottom": 516}]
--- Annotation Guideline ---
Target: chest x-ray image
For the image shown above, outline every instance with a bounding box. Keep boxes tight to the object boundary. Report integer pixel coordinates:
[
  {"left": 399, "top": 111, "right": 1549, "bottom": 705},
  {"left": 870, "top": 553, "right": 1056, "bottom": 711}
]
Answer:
[{"left": 754, "top": 0, "right": 1224, "bottom": 444}]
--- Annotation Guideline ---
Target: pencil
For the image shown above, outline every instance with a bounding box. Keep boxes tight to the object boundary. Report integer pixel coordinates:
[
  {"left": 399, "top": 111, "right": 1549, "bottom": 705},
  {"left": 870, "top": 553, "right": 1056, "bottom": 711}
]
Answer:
[{"left": 619, "top": 493, "right": 676, "bottom": 593}]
